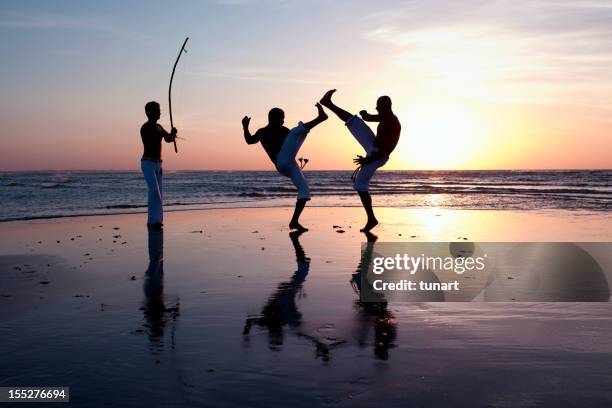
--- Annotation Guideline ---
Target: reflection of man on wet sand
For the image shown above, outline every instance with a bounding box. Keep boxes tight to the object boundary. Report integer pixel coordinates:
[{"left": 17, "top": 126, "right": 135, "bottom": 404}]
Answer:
[
  {"left": 243, "top": 230, "right": 310, "bottom": 350},
  {"left": 350, "top": 232, "right": 397, "bottom": 360},
  {"left": 243, "top": 230, "right": 397, "bottom": 361},
  {"left": 141, "top": 228, "right": 179, "bottom": 354},
  {"left": 242, "top": 231, "right": 345, "bottom": 361}
]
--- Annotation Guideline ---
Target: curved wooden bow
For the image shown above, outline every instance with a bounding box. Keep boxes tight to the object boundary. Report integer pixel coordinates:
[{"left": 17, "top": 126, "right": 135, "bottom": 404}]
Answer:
[{"left": 168, "top": 37, "right": 189, "bottom": 153}]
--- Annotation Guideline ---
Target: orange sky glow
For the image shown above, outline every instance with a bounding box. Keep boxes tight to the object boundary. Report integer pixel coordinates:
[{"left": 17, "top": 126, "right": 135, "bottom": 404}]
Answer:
[{"left": 1, "top": 1, "right": 611, "bottom": 171}]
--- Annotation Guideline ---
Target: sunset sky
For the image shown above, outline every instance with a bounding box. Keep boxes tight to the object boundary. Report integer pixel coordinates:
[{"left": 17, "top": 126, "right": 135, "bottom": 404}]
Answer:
[{"left": 1, "top": 0, "right": 611, "bottom": 171}]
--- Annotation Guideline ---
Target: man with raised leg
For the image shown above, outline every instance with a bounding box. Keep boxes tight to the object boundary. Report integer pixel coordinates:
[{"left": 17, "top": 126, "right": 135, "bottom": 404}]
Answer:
[
  {"left": 242, "top": 104, "right": 327, "bottom": 231},
  {"left": 320, "top": 90, "right": 401, "bottom": 232}
]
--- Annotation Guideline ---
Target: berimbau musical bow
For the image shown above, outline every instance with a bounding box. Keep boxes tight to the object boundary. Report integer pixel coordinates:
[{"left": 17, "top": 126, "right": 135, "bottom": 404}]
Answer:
[{"left": 168, "top": 37, "right": 189, "bottom": 153}]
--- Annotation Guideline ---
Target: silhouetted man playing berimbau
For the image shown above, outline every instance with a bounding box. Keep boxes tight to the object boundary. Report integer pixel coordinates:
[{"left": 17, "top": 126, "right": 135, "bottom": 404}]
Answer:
[
  {"left": 320, "top": 90, "right": 401, "bottom": 232},
  {"left": 242, "top": 103, "right": 327, "bottom": 231},
  {"left": 140, "top": 101, "right": 177, "bottom": 229}
]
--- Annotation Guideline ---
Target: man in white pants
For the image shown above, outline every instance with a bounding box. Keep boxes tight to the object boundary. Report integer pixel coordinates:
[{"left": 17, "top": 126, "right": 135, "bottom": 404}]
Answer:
[
  {"left": 320, "top": 90, "right": 401, "bottom": 232},
  {"left": 242, "top": 103, "right": 327, "bottom": 231},
  {"left": 140, "top": 101, "right": 177, "bottom": 229}
]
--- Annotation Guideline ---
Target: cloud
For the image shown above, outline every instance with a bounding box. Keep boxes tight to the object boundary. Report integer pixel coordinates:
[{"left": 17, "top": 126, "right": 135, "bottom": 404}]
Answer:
[
  {"left": 0, "top": 12, "right": 153, "bottom": 46},
  {"left": 362, "top": 0, "right": 612, "bottom": 108},
  {"left": 213, "top": 0, "right": 299, "bottom": 7},
  {"left": 0, "top": 12, "right": 103, "bottom": 30},
  {"left": 189, "top": 64, "right": 347, "bottom": 85}
]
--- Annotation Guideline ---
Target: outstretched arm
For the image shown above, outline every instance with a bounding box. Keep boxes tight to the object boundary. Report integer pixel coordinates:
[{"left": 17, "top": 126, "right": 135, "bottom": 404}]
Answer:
[
  {"left": 242, "top": 116, "right": 260, "bottom": 145},
  {"left": 359, "top": 110, "right": 380, "bottom": 122}
]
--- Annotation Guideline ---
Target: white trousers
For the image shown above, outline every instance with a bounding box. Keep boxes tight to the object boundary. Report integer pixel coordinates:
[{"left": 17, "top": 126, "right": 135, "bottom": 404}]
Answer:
[
  {"left": 141, "top": 159, "right": 163, "bottom": 225},
  {"left": 346, "top": 116, "right": 388, "bottom": 192},
  {"left": 276, "top": 122, "right": 311, "bottom": 200}
]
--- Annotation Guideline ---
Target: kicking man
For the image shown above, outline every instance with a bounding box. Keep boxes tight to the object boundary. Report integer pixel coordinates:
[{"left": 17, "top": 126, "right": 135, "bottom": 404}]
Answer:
[
  {"left": 320, "top": 90, "right": 401, "bottom": 232},
  {"left": 140, "top": 101, "right": 177, "bottom": 230},
  {"left": 242, "top": 103, "right": 327, "bottom": 231}
]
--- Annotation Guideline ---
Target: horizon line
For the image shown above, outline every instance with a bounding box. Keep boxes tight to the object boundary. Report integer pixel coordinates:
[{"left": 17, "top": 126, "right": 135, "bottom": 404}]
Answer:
[{"left": 1, "top": 168, "right": 611, "bottom": 173}]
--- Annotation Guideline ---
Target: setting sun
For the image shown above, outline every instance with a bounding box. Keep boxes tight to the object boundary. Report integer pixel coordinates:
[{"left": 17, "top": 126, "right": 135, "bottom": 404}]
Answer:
[{"left": 395, "top": 103, "right": 488, "bottom": 169}]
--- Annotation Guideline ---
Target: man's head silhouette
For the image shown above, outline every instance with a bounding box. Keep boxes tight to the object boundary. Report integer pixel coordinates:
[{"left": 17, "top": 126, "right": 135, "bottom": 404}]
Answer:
[
  {"left": 145, "top": 101, "right": 161, "bottom": 121},
  {"left": 376, "top": 96, "right": 392, "bottom": 115},
  {"left": 268, "top": 108, "right": 285, "bottom": 127}
]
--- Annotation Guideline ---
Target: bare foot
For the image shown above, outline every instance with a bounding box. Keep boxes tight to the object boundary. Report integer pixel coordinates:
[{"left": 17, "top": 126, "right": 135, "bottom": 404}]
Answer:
[
  {"left": 315, "top": 103, "right": 328, "bottom": 121},
  {"left": 289, "top": 222, "right": 309, "bottom": 232},
  {"left": 320, "top": 89, "right": 337, "bottom": 107},
  {"left": 360, "top": 218, "right": 378, "bottom": 232}
]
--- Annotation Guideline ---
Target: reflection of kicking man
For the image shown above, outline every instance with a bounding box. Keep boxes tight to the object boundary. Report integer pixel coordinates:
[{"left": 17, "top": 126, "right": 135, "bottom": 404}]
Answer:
[
  {"left": 350, "top": 231, "right": 397, "bottom": 360},
  {"left": 243, "top": 230, "right": 310, "bottom": 350},
  {"left": 320, "top": 90, "right": 401, "bottom": 232},
  {"left": 242, "top": 104, "right": 327, "bottom": 231}
]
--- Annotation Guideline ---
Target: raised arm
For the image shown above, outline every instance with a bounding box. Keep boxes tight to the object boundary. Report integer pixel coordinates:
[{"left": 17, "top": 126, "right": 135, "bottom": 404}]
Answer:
[
  {"left": 359, "top": 110, "right": 380, "bottom": 122},
  {"left": 242, "top": 116, "right": 260, "bottom": 145}
]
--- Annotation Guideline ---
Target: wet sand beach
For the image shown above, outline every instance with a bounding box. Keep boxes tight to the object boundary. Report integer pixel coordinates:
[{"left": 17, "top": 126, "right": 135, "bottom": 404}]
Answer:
[{"left": 1, "top": 207, "right": 612, "bottom": 407}]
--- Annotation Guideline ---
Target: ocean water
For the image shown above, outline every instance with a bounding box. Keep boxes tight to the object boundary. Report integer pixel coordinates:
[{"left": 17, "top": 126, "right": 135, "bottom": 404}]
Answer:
[{"left": 0, "top": 170, "right": 610, "bottom": 221}]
